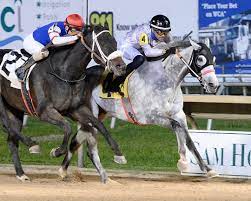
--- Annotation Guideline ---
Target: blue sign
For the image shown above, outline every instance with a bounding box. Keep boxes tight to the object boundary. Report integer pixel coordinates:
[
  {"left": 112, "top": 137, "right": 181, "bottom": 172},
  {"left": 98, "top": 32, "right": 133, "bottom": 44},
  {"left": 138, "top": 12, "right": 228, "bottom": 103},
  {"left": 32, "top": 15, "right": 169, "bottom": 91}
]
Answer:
[
  {"left": 199, "top": 0, "right": 251, "bottom": 29},
  {"left": 199, "top": 0, "right": 251, "bottom": 74}
]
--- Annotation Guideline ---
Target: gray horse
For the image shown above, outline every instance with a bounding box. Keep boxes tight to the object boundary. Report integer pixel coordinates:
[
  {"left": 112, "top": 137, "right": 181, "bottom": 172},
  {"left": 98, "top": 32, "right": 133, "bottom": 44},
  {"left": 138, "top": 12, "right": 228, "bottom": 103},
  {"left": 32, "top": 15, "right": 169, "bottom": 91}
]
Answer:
[{"left": 59, "top": 39, "right": 219, "bottom": 180}]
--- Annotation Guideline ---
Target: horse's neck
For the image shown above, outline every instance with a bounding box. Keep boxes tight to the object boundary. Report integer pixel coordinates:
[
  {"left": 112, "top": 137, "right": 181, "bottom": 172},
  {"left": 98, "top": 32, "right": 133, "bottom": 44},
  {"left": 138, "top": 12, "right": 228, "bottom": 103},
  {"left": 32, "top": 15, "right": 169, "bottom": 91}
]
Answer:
[
  {"left": 163, "top": 47, "right": 193, "bottom": 84},
  {"left": 136, "top": 61, "right": 168, "bottom": 84},
  {"left": 51, "top": 41, "right": 91, "bottom": 78}
]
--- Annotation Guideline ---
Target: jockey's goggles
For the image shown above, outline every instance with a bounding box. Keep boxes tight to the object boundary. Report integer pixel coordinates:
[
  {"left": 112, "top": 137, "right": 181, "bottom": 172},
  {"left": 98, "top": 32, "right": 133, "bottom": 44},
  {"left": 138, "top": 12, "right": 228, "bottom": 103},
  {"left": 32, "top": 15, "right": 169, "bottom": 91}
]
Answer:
[
  {"left": 153, "top": 28, "right": 170, "bottom": 37},
  {"left": 68, "top": 26, "right": 82, "bottom": 32}
]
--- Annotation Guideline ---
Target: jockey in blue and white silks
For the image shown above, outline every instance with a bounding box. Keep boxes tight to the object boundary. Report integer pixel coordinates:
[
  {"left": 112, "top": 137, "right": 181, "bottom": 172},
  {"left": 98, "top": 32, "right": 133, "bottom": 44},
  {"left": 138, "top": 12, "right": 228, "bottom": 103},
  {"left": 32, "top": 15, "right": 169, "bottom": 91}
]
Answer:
[
  {"left": 23, "top": 13, "right": 84, "bottom": 60},
  {"left": 16, "top": 14, "right": 84, "bottom": 80},
  {"left": 103, "top": 14, "right": 172, "bottom": 94}
]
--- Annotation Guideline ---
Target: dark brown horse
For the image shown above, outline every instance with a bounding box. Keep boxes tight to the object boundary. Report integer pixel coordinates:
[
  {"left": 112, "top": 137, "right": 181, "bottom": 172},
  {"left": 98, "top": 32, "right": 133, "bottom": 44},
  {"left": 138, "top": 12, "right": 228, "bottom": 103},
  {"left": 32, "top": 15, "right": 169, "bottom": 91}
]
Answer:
[{"left": 0, "top": 25, "right": 126, "bottom": 182}]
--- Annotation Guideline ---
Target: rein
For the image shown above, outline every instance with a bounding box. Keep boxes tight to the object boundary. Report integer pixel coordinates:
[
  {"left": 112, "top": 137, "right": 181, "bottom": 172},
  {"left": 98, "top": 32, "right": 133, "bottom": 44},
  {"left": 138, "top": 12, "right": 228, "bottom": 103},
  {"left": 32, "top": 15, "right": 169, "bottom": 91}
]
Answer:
[
  {"left": 79, "top": 30, "right": 123, "bottom": 72},
  {"left": 47, "top": 29, "right": 123, "bottom": 83},
  {"left": 175, "top": 50, "right": 201, "bottom": 80},
  {"left": 48, "top": 56, "right": 86, "bottom": 83}
]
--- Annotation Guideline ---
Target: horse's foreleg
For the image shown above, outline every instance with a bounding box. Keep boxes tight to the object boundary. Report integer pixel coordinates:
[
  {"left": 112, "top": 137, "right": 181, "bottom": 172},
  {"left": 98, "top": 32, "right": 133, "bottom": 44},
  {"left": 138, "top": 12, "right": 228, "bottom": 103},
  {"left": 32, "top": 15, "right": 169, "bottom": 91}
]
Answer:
[
  {"left": 60, "top": 125, "right": 107, "bottom": 183},
  {"left": 40, "top": 107, "right": 72, "bottom": 157},
  {"left": 72, "top": 106, "right": 125, "bottom": 161},
  {"left": 60, "top": 132, "right": 84, "bottom": 178},
  {"left": 88, "top": 115, "right": 123, "bottom": 156},
  {"left": 86, "top": 128, "right": 108, "bottom": 184},
  {"left": 171, "top": 111, "right": 218, "bottom": 177}
]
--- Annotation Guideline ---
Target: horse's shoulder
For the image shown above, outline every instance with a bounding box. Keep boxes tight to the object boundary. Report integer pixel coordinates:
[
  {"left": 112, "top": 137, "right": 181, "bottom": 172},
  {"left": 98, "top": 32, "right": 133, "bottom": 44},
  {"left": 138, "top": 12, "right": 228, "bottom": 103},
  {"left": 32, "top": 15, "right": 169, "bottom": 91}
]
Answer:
[{"left": 85, "top": 65, "right": 104, "bottom": 84}]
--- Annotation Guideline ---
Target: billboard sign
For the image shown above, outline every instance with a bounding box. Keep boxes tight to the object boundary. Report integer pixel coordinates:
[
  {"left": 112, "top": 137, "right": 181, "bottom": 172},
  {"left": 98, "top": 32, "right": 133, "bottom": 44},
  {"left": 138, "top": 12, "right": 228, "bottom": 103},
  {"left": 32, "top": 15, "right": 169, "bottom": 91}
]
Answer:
[
  {"left": 0, "top": 0, "right": 84, "bottom": 49},
  {"left": 199, "top": 0, "right": 251, "bottom": 74},
  {"left": 184, "top": 130, "right": 251, "bottom": 179}
]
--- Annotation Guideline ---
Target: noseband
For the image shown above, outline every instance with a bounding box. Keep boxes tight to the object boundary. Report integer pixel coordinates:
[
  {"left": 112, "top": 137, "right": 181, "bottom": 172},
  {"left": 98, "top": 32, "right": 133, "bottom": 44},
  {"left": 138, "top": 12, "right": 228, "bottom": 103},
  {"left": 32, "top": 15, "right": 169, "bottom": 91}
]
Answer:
[{"left": 80, "top": 30, "right": 123, "bottom": 72}]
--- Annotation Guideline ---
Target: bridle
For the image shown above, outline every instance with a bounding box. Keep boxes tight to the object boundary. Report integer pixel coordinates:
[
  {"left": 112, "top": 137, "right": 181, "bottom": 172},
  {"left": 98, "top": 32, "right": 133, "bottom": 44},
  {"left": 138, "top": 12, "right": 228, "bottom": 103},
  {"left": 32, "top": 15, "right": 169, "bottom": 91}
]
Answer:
[
  {"left": 79, "top": 30, "right": 123, "bottom": 72},
  {"left": 176, "top": 50, "right": 202, "bottom": 81}
]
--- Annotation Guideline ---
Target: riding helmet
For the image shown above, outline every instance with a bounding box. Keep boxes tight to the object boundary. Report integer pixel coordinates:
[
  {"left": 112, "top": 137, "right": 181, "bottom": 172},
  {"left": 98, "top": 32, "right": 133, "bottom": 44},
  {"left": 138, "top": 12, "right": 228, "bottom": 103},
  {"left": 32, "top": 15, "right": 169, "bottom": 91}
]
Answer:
[
  {"left": 150, "top": 15, "right": 171, "bottom": 31},
  {"left": 64, "top": 14, "right": 84, "bottom": 31}
]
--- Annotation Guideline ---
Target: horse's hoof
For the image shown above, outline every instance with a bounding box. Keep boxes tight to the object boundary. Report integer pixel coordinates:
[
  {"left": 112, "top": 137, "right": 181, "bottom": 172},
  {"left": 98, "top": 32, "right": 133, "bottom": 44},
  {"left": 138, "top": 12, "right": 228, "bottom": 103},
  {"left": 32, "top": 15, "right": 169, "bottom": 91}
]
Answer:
[
  {"left": 29, "top": 145, "right": 41, "bottom": 154},
  {"left": 50, "top": 148, "right": 57, "bottom": 157},
  {"left": 177, "top": 159, "right": 189, "bottom": 173},
  {"left": 114, "top": 155, "right": 127, "bottom": 164},
  {"left": 50, "top": 147, "right": 64, "bottom": 157},
  {"left": 207, "top": 170, "right": 219, "bottom": 178},
  {"left": 100, "top": 171, "right": 108, "bottom": 184},
  {"left": 58, "top": 167, "right": 68, "bottom": 179},
  {"left": 16, "top": 174, "right": 30, "bottom": 182}
]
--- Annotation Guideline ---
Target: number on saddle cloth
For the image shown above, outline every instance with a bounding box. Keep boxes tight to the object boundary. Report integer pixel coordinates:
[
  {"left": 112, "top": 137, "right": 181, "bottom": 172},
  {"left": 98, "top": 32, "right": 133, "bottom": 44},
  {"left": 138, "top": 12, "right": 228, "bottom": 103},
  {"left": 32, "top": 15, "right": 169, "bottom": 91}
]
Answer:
[{"left": 0, "top": 49, "right": 31, "bottom": 87}]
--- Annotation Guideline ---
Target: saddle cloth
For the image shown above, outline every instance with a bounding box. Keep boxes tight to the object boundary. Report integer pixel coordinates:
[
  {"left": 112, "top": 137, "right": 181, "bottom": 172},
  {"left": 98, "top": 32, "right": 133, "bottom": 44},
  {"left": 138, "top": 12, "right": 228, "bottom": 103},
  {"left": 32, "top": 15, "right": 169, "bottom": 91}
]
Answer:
[
  {"left": 99, "top": 72, "right": 133, "bottom": 99},
  {"left": 0, "top": 49, "right": 36, "bottom": 89}
]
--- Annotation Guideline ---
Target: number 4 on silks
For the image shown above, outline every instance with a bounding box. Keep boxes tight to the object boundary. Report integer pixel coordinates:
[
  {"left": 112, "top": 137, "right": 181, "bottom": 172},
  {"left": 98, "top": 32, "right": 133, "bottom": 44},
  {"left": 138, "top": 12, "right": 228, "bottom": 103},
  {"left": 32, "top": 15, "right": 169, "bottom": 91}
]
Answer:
[{"left": 139, "top": 33, "right": 149, "bottom": 46}]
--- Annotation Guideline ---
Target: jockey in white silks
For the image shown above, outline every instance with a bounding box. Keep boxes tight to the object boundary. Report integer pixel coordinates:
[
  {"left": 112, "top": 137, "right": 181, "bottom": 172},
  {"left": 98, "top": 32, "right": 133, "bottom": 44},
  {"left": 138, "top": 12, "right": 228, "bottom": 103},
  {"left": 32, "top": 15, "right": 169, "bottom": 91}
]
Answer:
[
  {"left": 103, "top": 14, "right": 173, "bottom": 94},
  {"left": 15, "top": 14, "right": 84, "bottom": 81}
]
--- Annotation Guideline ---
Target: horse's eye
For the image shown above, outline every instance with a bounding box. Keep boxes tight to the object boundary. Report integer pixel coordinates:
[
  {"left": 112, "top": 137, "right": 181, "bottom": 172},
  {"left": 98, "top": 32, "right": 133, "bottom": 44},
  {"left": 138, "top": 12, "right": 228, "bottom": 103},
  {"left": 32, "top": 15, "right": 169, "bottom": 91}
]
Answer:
[{"left": 196, "top": 55, "right": 207, "bottom": 67}]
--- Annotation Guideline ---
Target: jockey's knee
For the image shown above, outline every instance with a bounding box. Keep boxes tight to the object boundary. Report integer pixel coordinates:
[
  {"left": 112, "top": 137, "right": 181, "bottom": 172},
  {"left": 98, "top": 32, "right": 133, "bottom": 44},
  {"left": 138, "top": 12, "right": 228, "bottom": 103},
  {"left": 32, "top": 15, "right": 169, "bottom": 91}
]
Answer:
[
  {"left": 126, "top": 55, "right": 145, "bottom": 73},
  {"left": 32, "top": 50, "right": 49, "bottom": 61},
  {"left": 133, "top": 55, "right": 145, "bottom": 65}
]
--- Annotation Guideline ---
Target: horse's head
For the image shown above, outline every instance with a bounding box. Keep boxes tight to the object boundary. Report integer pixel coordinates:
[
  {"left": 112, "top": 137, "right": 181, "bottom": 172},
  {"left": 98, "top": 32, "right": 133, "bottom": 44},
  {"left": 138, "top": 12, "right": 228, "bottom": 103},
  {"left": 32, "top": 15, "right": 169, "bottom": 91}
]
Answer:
[
  {"left": 187, "top": 39, "right": 219, "bottom": 93},
  {"left": 81, "top": 25, "right": 126, "bottom": 76}
]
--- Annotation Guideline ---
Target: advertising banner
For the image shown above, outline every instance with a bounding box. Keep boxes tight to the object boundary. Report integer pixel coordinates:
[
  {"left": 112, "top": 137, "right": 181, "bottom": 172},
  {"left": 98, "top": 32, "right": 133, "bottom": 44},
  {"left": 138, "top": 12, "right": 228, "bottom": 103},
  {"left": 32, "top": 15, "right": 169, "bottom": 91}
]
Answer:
[
  {"left": 0, "top": 0, "right": 198, "bottom": 50},
  {"left": 199, "top": 0, "right": 251, "bottom": 74},
  {"left": 184, "top": 130, "right": 251, "bottom": 178},
  {"left": 0, "top": 0, "right": 84, "bottom": 49},
  {"left": 87, "top": 0, "right": 198, "bottom": 45}
]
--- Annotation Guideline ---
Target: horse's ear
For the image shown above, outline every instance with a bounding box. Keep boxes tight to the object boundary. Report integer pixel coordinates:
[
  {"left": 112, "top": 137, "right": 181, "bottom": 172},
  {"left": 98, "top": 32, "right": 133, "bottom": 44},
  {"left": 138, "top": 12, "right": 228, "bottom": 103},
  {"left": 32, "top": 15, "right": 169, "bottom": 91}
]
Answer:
[
  {"left": 189, "top": 38, "right": 201, "bottom": 51},
  {"left": 82, "top": 24, "right": 93, "bottom": 36}
]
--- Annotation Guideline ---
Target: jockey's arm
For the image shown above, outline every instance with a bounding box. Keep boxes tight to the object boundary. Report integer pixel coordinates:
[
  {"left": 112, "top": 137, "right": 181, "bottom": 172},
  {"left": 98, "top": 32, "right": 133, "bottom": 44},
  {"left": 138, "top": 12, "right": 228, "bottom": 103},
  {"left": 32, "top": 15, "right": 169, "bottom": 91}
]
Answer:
[
  {"left": 141, "top": 44, "right": 165, "bottom": 57},
  {"left": 138, "top": 33, "right": 165, "bottom": 57},
  {"left": 48, "top": 24, "right": 78, "bottom": 46}
]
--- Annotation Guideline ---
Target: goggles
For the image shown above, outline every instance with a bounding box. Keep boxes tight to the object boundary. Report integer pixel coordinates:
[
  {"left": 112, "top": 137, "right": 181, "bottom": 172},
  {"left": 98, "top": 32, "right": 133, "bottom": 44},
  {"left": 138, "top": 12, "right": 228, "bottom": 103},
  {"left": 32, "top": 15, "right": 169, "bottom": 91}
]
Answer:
[
  {"left": 66, "top": 25, "right": 82, "bottom": 33},
  {"left": 153, "top": 28, "right": 169, "bottom": 37}
]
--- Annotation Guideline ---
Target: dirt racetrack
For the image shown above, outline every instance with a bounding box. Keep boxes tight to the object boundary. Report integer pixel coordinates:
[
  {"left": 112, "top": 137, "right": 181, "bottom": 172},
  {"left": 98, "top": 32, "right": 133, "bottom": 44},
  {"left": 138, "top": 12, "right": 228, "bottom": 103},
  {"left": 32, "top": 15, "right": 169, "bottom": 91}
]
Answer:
[{"left": 0, "top": 166, "right": 251, "bottom": 201}]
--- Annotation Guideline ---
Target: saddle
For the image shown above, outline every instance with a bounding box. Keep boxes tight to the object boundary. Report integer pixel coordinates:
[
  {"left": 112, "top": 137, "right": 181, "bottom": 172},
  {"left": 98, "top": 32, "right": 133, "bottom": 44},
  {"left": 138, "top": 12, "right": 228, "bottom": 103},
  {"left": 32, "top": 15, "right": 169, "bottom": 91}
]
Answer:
[
  {"left": 0, "top": 49, "right": 33, "bottom": 88},
  {"left": 99, "top": 72, "right": 133, "bottom": 99},
  {"left": 0, "top": 49, "right": 37, "bottom": 116}
]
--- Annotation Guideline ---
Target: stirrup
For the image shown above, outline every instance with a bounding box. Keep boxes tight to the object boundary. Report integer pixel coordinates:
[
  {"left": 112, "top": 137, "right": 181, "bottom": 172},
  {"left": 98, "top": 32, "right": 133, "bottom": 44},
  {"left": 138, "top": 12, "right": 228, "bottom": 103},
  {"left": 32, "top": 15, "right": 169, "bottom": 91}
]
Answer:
[
  {"left": 15, "top": 57, "right": 36, "bottom": 81},
  {"left": 15, "top": 67, "right": 26, "bottom": 81}
]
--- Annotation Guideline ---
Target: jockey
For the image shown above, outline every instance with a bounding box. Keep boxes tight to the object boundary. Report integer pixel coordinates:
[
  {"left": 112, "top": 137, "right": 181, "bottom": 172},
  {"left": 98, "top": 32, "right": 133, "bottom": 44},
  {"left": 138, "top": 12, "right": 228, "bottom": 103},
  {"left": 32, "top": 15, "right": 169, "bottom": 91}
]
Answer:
[
  {"left": 103, "top": 14, "right": 172, "bottom": 94},
  {"left": 16, "top": 13, "right": 84, "bottom": 81}
]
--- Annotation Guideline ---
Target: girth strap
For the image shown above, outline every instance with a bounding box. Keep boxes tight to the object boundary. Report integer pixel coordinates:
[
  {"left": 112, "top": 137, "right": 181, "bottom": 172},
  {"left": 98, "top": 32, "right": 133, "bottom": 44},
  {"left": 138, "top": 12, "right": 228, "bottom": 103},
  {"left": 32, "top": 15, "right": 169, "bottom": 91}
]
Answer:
[
  {"left": 20, "top": 81, "right": 37, "bottom": 116},
  {"left": 121, "top": 97, "right": 141, "bottom": 125}
]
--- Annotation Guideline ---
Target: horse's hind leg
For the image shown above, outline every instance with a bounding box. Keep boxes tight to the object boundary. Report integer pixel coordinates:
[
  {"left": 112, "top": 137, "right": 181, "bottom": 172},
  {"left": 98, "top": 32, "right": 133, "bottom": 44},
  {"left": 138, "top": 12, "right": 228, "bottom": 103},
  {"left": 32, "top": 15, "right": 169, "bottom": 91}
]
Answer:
[
  {"left": 39, "top": 106, "right": 72, "bottom": 157},
  {"left": 7, "top": 135, "right": 29, "bottom": 181},
  {"left": 5, "top": 108, "right": 39, "bottom": 153},
  {"left": 4, "top": 107, "right": 38, "bottom": 181}
]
